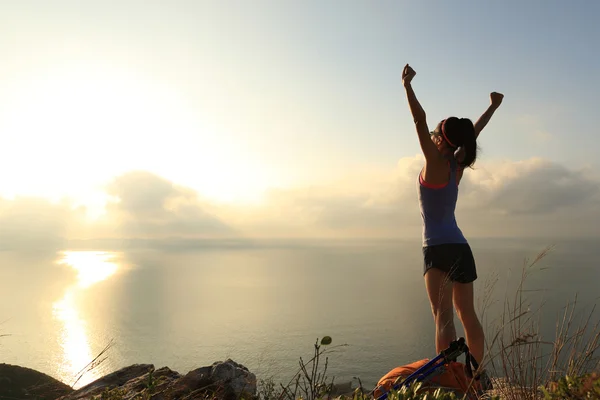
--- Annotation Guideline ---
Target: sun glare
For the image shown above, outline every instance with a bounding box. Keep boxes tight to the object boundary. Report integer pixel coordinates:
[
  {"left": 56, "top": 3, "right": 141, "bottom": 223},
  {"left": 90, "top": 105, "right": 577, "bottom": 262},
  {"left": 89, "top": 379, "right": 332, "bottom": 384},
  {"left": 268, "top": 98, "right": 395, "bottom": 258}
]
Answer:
[
  {"left": 52, "top": 290, "right": 96, "bottom": 387},
  {"left": 60, "top": 251, "right": 119, "bottom": 289},
  {"left": 0, "top": 61, "right": 274, "bottom": 209},
  {"left": 53, "top": 251, "right": 120, "bottom": 387}
]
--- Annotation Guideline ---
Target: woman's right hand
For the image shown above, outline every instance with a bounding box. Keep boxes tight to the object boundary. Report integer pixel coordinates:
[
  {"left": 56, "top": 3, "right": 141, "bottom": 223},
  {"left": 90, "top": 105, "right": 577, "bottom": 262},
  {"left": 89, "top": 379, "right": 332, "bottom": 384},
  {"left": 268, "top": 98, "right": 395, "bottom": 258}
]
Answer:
[
  {"left": 490, "top": 92, "right": 504, "bottom": 108},
  {"left": 402, "top": 64, "right": 416, "bottom": 87}
]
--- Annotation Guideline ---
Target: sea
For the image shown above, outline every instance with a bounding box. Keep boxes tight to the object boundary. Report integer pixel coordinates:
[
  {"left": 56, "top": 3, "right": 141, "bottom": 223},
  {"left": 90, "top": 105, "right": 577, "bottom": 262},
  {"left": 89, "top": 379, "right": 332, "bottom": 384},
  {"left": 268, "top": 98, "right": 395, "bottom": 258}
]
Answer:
[{"left": 1, "top": 237, "right": 598, "bottom": 390}]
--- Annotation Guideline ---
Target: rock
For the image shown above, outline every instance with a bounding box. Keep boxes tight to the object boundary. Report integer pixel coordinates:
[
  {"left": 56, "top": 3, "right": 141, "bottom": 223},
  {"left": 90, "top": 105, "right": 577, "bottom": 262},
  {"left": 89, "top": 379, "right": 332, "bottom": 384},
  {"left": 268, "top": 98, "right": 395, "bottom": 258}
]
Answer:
[
  {"left": 167, "top": 366, "right": 213, "bottom": 399},
  {"left": 165, "top": 359, "right": 256, "bottom": 400},
  {"left": 0, "top": 363, "right": 74, "bottom": 400},
  {"left": 119, "top": 366, "right": 182, "bottom": 400},
  {"left": 209, "top": 359, "right": 257, "bottom": 398},
  {"left": 330, "top": 381, "right": 353, "bottom": 397},
  {"left": 58, "top": 364, "right": 154, "bottom": 400},
  {"left": 57, "top": 360, "right": 255, "bottom": 400},
  {"left": 483, "top": 377, "right": 542, "bottom": 399},
  {"left": 5, "top": 359, "right": 256, "bottom": 400}
]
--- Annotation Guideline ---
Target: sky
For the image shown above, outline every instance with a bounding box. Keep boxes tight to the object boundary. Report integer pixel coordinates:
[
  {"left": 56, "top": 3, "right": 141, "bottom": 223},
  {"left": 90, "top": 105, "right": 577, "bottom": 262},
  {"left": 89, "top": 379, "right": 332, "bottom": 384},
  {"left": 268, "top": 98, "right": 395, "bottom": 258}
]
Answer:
[{"left": 0, "top": 0, "right": 598, "bottom": 245}]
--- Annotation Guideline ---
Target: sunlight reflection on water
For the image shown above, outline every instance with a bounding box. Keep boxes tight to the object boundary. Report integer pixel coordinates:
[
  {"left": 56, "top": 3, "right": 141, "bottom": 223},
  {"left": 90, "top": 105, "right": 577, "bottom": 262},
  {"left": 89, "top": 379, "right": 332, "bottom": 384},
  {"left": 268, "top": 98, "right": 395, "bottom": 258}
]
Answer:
[{"left": 53, "top": 251, "right": 119, "bottom": 388}]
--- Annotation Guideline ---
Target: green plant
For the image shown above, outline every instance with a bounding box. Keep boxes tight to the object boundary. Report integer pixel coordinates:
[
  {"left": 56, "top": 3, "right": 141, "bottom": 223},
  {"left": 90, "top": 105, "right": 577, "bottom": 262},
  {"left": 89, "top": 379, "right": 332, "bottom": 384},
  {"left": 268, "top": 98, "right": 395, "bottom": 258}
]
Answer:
[
  {"left": 98, "top": 387, "right": 127, "bottom": 400},
  {"left": 146, "top": 370, "right": 156, "bottom": 392},
  {"left": 273, "top": 336, "right": 347, "bottom": 400},
  {"left": 540, "top": 372, "right": 600, "bottom": 399},
  {"left": 479, "top": 246, "right": 600, "bottom": 400},
  {"left": 258, "top": 377, "right": 278, "bottom": 400},
  {"left": 72, "top": 339, "right": 115, "bottom": 389},
  {"left": 348, "top": 381, "right": 500, "bottom": 400}
]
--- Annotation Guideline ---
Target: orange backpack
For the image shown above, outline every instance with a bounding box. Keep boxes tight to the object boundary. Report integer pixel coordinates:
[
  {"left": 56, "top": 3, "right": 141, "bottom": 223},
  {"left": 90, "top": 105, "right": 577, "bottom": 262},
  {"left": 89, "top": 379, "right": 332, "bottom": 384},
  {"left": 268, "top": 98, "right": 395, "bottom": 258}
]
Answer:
[
  {"left": 373, "top": 359, "right": 483, "bottom": 398},
  {"left": 372, "top": 338, "right": 485, "bottom": 399}
]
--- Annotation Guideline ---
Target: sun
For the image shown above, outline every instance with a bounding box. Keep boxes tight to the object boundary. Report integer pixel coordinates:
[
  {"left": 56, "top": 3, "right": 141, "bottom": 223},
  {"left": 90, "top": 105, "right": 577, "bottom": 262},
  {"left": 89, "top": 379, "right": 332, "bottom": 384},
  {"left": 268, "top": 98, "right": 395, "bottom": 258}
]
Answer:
[{"left": 0, "top": 61, "right": 274, "bottom": 210}]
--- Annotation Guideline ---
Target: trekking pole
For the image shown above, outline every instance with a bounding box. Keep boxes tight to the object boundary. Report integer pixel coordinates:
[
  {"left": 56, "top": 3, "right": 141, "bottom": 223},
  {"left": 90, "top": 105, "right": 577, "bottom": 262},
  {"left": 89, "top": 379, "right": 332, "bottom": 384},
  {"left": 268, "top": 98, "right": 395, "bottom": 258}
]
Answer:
[
  {"left": 375, "top": 356, "right": 446, "bottom": 400},
  {"left": 402, "top": 337, "right": 468, "bottom": 387}
]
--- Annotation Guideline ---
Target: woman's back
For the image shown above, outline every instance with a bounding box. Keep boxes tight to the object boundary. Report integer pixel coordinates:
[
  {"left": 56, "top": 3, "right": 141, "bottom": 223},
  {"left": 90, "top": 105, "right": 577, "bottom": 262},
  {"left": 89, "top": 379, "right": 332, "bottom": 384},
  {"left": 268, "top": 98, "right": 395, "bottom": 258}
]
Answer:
[{"left": 417, "top": 159, "right": 467, "bottom": 246}]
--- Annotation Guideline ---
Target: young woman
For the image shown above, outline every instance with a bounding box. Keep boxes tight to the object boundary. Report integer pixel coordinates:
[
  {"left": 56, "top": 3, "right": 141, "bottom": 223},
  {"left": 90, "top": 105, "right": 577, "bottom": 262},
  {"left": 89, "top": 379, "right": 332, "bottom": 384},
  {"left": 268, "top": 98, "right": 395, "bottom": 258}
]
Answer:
[{"left": 401, "top": 64, "right": 503, "bottom": 365}]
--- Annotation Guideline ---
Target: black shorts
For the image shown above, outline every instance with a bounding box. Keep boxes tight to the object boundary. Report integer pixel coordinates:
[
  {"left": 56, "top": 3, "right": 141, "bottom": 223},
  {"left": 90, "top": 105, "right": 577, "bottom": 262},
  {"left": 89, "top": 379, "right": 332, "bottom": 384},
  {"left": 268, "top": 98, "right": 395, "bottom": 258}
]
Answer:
[{"left": 423, "top": 243, "right": 477, "bottom": 284}]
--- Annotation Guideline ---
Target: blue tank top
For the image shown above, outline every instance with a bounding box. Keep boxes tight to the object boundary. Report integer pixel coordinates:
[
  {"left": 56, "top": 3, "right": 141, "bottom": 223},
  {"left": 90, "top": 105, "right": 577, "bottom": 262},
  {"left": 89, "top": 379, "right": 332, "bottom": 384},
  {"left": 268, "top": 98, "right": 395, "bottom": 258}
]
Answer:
[{"left": 417, "top": 158, "right": 467, "bottom": 247}]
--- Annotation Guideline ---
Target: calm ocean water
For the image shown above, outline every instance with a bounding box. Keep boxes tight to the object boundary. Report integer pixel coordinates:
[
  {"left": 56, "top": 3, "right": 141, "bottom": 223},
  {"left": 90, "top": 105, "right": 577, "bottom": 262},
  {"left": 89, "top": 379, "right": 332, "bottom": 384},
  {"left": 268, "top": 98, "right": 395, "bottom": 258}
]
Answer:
[{"left": 1, "top": 238, "right": 598, "bottom": 389}]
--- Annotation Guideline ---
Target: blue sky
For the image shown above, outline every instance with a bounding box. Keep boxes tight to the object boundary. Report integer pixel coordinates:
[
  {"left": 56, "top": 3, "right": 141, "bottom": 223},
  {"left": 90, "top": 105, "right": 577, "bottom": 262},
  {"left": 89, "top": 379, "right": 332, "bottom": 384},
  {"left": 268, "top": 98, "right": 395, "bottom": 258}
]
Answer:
[
  {"left": 2, "top": 1, "right": 598, "bottom": 171},
  {"left": 0, "top": 1, "right": 598, "bottom": 239},
  {"left": 224, "top": 0, "right": 599, "bottom": 166}
]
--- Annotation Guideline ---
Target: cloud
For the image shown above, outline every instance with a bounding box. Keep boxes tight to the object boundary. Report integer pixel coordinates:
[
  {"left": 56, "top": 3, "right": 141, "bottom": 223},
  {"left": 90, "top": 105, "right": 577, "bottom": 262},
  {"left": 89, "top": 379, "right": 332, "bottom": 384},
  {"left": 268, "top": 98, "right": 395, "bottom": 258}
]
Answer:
[
  {"left": 0, "top": 197, "right": 83, "bottom": 302},
  {"left": 462, "top": 158, "right": 599, "bottom": 215},
  {"left": 232, "top": 155, "right": 600, "bottom": 240},
  {"left": 101, "top": 171, "right": 233, "bottom": 239},
  {"left": 0, "top": 157, "right": 598, "bottom": 251},
  {"left": 451, "top": 158, "right": 600, "bottom": 238},
  {"left": 219, "top": 156, "right": 425, "bottom": 239},
  {"left": 0, "top": 196, "right": 84, "bottom": 252}
]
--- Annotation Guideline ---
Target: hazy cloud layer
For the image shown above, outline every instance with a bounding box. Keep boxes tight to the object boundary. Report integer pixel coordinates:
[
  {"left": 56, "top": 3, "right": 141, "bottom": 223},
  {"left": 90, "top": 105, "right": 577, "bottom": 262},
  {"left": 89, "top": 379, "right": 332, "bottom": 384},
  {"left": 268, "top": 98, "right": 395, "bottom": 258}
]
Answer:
[
  {"left": 101, "top": 171, "right": 233, "bottom": 238},
  {"left": 0, "top": 156, "right": 598, "bottom": 251},
  {"left": 0, "top": 197, "right": 84, "bottom": 251},
  {"left": 235, "top": 156, "right": 600, "bottom": 239},
  {"left": 459, "top": 158, "right": 599, "bottom": 215}
]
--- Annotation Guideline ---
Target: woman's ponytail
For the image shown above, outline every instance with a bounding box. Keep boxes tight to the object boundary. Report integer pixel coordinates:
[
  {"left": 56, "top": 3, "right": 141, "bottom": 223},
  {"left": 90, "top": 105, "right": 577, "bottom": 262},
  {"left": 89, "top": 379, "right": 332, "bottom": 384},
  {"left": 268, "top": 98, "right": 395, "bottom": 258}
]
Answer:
[{"left": 458, "top": 118, "right": 477, "bottom": 168}]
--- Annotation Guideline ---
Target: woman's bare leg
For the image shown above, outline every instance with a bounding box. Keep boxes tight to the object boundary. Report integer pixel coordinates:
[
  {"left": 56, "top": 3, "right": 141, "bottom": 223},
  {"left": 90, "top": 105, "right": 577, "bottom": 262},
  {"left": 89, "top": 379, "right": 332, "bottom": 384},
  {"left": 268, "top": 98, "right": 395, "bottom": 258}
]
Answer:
[
  {"left": 453, "top": 281, "right": 484, "bottom": 363},
  {"left": 424, "top": 268, "right": 456, "bottom": 353}
]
